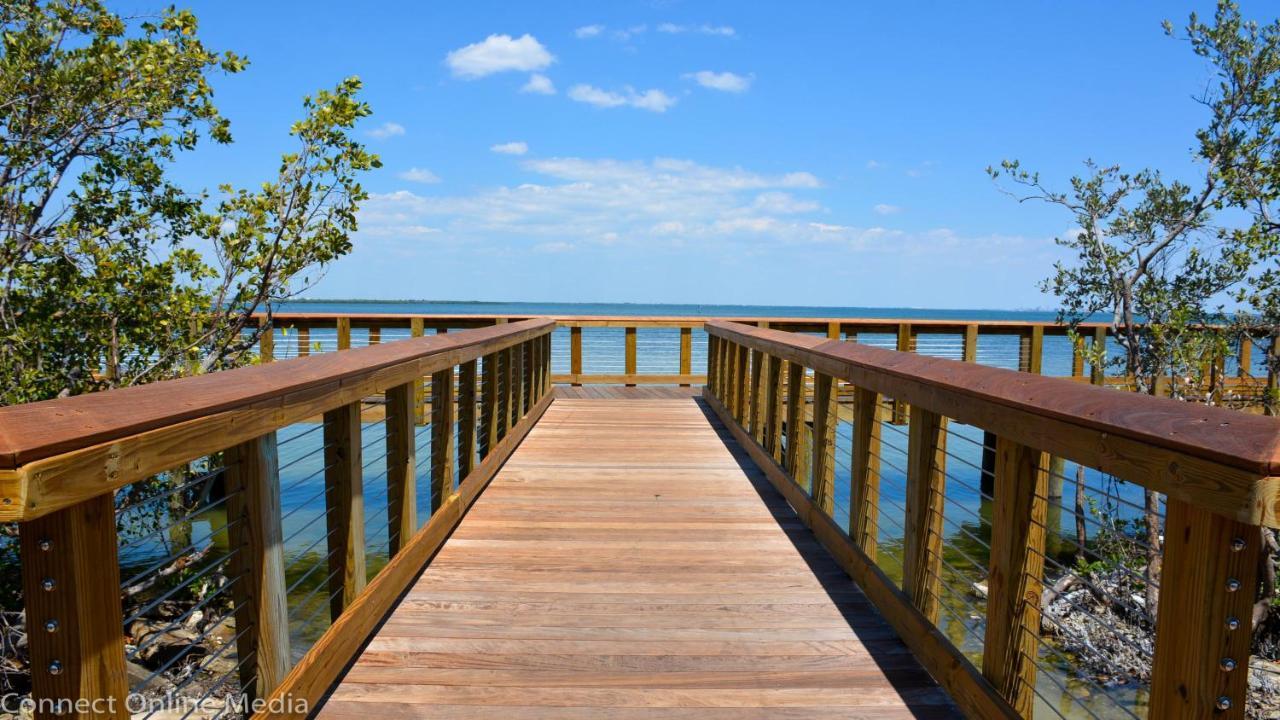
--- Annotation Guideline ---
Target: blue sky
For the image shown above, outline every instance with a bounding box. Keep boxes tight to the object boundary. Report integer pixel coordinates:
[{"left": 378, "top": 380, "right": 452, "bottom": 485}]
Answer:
[{"left": 171, "top": 1, "right": 1264, "bottom": 309}]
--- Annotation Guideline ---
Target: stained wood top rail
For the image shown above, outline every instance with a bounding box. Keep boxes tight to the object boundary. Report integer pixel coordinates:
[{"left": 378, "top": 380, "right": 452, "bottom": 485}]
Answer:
[
  {"left": 0, "top": 318, "right": 555, "bottom": 520},
  {"left": 705, "top": 320, "right": 1280, "bottom": 526}
]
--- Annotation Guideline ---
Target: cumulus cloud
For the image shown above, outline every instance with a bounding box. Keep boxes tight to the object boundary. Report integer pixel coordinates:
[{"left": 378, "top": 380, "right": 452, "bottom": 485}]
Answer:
[
  {"left": 657, "top": 23, "right": 735, "bottom": 36},
  {"left": 568, "top": 84, "right": 677, "bottom": 113},
  {"left": 574, "top": 24, "right": 603, "bottom": 38},
  {"left": 445, "top": 34, "right": 553, "bottom": 79},
  {"left": 521, "top": 73, "right": 556, "bottom": 95},
  {"left": 684, "top": 70, "right": 752, "bottom": 93},
  {"left": 873, "top": 203, "right": 903, "bottom": 215},
  {"left": 490, "top": 141, "right": 529, "bottom": 155},
  {"left": 397, "top": 167, "right": 441, "bottom": 184},
  {"left": 367, "top": 122, "right": 405, "bottom": 139}
]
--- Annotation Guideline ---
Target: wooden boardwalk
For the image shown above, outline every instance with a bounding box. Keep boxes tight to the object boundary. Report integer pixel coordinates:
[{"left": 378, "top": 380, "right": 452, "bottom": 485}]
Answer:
[{"left": 317, "top": 396, "right": 955, "bottom": 718}]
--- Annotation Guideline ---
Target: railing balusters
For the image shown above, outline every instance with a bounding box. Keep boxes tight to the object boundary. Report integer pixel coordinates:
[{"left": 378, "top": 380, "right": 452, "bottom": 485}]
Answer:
[
  {"left": 20, "top": 493, "right": 129, "bottom": 719},
  {"left": 679, "top": 327, "right": 692, "bottom": 387},
  {"left": 983, "top": 435, "right": 1048, "bottom": 717},
  {"left": 850, "top": 387, "right": 884, "bottom": 556},
  {"left": 386, "top": 383, "right": 417, "bottom": 555},
  {"left": 225, "top": 431, "right": 291, "bottom": 702},
  {"left": 480, "top": 352, "right": 499, "bottom": 457},
  {"left": 503, "top": 346, "right": 517, "bottom": 433},
  {"left": 903, "top": 406, "right": 947, "bottom": 624},
  {"left": 457, "top": 360, "right": 478, "bottom": 479},
  {"left": 411, "top": 318, "right": 425, "bottom": 423},
  {"left": 431, "top": 367, "right": 456, "bottom": 510},
  {"left": 337, "top": 316, "right": 351, "bottom": 350},
  {"left": 570, "top": 326, "right": 583, "bottom": 386},
  {"left": 749, "top": 349, "right": 765, "bottom": 443},
  {"left": 765, "top": 355, "right": 785, "bottom": 463},
  {"left": 1150, "top": 499, "right": 1260, "bottom": 718},
  {"left": 625, "top": 326, "right": 637, "bottom": 387},
  {"left": 784, "top": 361, "right": 809, "bottom": 485},
  {"left": 810, "top": 371, "right": 837, "bottom": 514},
  {"left": 324, "top": 402, "right": 367, "bottom": 617}
]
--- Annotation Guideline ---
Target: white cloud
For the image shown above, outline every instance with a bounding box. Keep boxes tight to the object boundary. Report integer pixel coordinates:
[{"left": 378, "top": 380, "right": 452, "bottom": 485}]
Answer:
[
  {"left": 754, "top": 192, "right": 819, "bottom": 214},
  {"left": 521, "top": 73, "right": 556, "bottom": 95},
  {"left": 568, "top": 84, "right": 677, "bottom": 113},
  {"left": 534, "top": 241, "right": 574, "bottom": 253},
  {"left": 685, "top": 70, "right": 752, "bottom": 93},
  {"left": 445, "top": 34, "right": 554, "bottom": 79},
  {"left": 367, "top": 122, "right": 405, "bottom": 139},
  {"left": 658, "top": 23, "right": 736, "bottom": 36},
  {"left": 613, "top": 24, "right": 647, "bottom": 41},
  {"left": 398, "top": 167, "right": 441, "bottom": 184},
  {"left": 490, "top": 141, "right": 529, "bottom": 155},
  {"left": 574, "top": 24, "right": 603, "bottom": 38},
  {"left": 866, "top": 160, "right": 884, "bottom": 170},
  {"left": 873, "top": 203, "right": 903, "bottom": 215}
]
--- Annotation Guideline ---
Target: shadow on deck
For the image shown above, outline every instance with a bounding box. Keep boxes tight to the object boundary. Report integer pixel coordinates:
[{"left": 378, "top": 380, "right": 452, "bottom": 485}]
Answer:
[{"left": 315, "top": 392, "right": 956, "bottom": 719}]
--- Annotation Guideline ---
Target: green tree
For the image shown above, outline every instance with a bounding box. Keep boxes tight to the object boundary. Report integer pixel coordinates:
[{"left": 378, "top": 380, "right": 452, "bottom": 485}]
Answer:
[
  {"left": 989, "top": 1, "right": 1280, "bottom": 625},
  {"left": 0, "top": 0, "right": 380, "bottom": 406}
]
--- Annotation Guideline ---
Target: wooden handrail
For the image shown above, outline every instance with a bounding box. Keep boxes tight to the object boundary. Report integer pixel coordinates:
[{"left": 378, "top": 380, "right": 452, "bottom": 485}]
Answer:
[
  {"left": 0, "top": 318, "right": 554, "bottom": 521},
  {"left": 705, "top": 319, "right": 1276, "bottom": 719},
  {"left": 706, "top": 319, "right": 1280, "bottom": 525},
  {"left": 4, "top": 320, "right": 555, "bottom": 720}
]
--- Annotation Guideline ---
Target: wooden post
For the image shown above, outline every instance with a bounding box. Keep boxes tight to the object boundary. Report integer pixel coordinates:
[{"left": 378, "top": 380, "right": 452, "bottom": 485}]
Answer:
[
  {"left": 480, "top": 353, "right": 499, "bottom": 457},
  {"left": 385, "top": 384, "right": 416, "bottom": 556},
  {"left": 515, "top": 341, "right": 528, "bottom": 417},
  {"left": 785, "top": 361, "right": 809, "bottom": 486},
  {"left": 679, "top": 327, "right": 692, "bottom": 387},
  {"left": 368, "top": 326, "right": 381, "bottom": 346},
  {"left": 903, "top": 407, "right": 947, "bottom": 624},
  {"left": 323, "top": 403, "right": 366, "bottom": 617},
  {"left": 810, "top": 372, "right": 837, "bottom": 514},
  {"left": 503, "top": 346, "right": 517, "bottom": 432},
  {"left": 765, "top": 357, "right": 785, "bottom": 463},
  {"left": 625, "top": 326, "right": 637, "bottom": 387},
  {"left": 20, "top": 494, "right": 130, "bottom": 719},
  {"left": 749, "top": 349, "right": 765, "bottom": 442},
  {"left": 983, "top": 436, "right": 1049, "bottom": 717},
  {"left": 736, "top": 344, "right": 751, "bottom": 425},
  {"left": 1027, "top": 325, "right": 1044, "bottom": 375},
  {"left": 1239, "top": 334, "right": 1253, "bottom": 378},
  {"left": 850, "top": 387, "right": 884, "bottom": 557},
  {"left": 707, "top": 336, "right": 720, "bottom": 397},
  {"left": 570, "top": 326, "right": 583, "bottom": 386},
  {"left": 336, "top": 317, "right": 351, "bottom": 351},
  {"left": 457, "top": 360, "right": 478, "bottom": 479},
  {"left": 1149, "top": 500, "right": 1260, "bottom": 719},
  {"left": 724, "top": 341, "right": 739, "bottom": 416},
  {"left": 827, "top": 322, "right": 841, "bottom": 340},
  {"left": 297, "top": 326, "right": 311, "bottom": 358},
  {"left": 411, "top": 318, "right": 426, "bottom": 424},
  {"left": 1090, "top": 326, "right": 1107, "bottom": 386},
  {"left": 258, "top": 318, "right": 274, "bottom": 363},
  {"left": 431, "top": 367, "right": 456, "bottom": 511},
  {"left": 962, "top": 324, "right": 978, "bottom": 364},
  {"left": 893, "top": 323, "right": 912, "bottom": 423},
  {"left": 1071, "top": 335, "right": 1085, "bottom": 378}
]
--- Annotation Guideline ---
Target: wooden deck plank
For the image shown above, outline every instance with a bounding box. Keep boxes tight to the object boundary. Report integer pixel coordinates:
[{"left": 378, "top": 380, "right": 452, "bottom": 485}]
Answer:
[{"left": 318, "top": 397, "right": 953, "bottom": 718}]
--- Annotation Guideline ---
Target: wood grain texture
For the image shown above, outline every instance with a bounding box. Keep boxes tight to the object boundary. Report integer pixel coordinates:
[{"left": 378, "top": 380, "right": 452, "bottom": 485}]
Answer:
[
  {"left": 784, "top": 362, "right": 809, "bottom": 488},
  {"left": 385, "top": 385, "right": 417, "bottom": 556},
  {"left": 850, "top": 388, "right": 884, "bottom": 557},
  {"left": 701, "top": 390, "right": 1014, "bottom": 720},
  {"left": 432, "top": 368, "right": 457, "bottom": 511},
  {"left": 317, "top": 397, "right": 954, "bottom": 718},
  {"left": 982, "top": 436, "right": 1048, "bottom": 717},
  {"left": 225, "top": 432, "right": 291, "bottom": 700},
  {"left": 20, "top": 493, "right": 129, "bottom": 719},
  {"left": 325, "top": 403, "right": 367, "bottom": 619},
  {"left": 257, "top": 392, "right": 553, "bottom": 720},
  {"left": 810, "top": 372, "right": 837, "bottom": 514},
  {"left": 1149, "top": 499, "right": 1260, "bottom": 719},
  {"left": 902, "top": 407, "right": 947, "bottom": 625},
  {"left": 458, "top": 361, "right": 478, "bottom": 479}
]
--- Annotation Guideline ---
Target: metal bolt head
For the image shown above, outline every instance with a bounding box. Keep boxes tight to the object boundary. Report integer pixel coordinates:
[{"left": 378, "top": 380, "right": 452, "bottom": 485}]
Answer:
[
  {"left": 1220, "top": 657, "right": 1237, "bottom": 672},
  {"left": 1226, "top": 578, "right": 1241, "bottom": 592},
  {"left": 1227, "top": 616, "right": 1241, "bottom": 631},
  {"left": 40, "top": 577, "right": 55, "bottom": 591},
  {"left": 1216, "top": 696, "right": 1232, "bottom": 710},
  {"left": 1231, "top": 537, "right": 1247, "bottom": 552},
  {"left": 48, "top": 660, "right": 62, "bottom": 676},
  {"left": 44, "top": 619, "right": 58, "bottom": 633},
  {"left": 38, "top": 539, "right": 51, "bottom": 551}
]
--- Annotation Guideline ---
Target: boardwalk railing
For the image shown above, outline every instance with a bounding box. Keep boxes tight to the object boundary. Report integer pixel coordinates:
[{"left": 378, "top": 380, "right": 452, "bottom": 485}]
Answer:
[
  {"left": 260, "top": 312, "right": 1277, "bottom": 406},
  {"left": 0, "top": 319, "right": 554, "bottom": 719},
  {"left": 703, "top": 319, "right": 1280, "bottom": 719}
]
